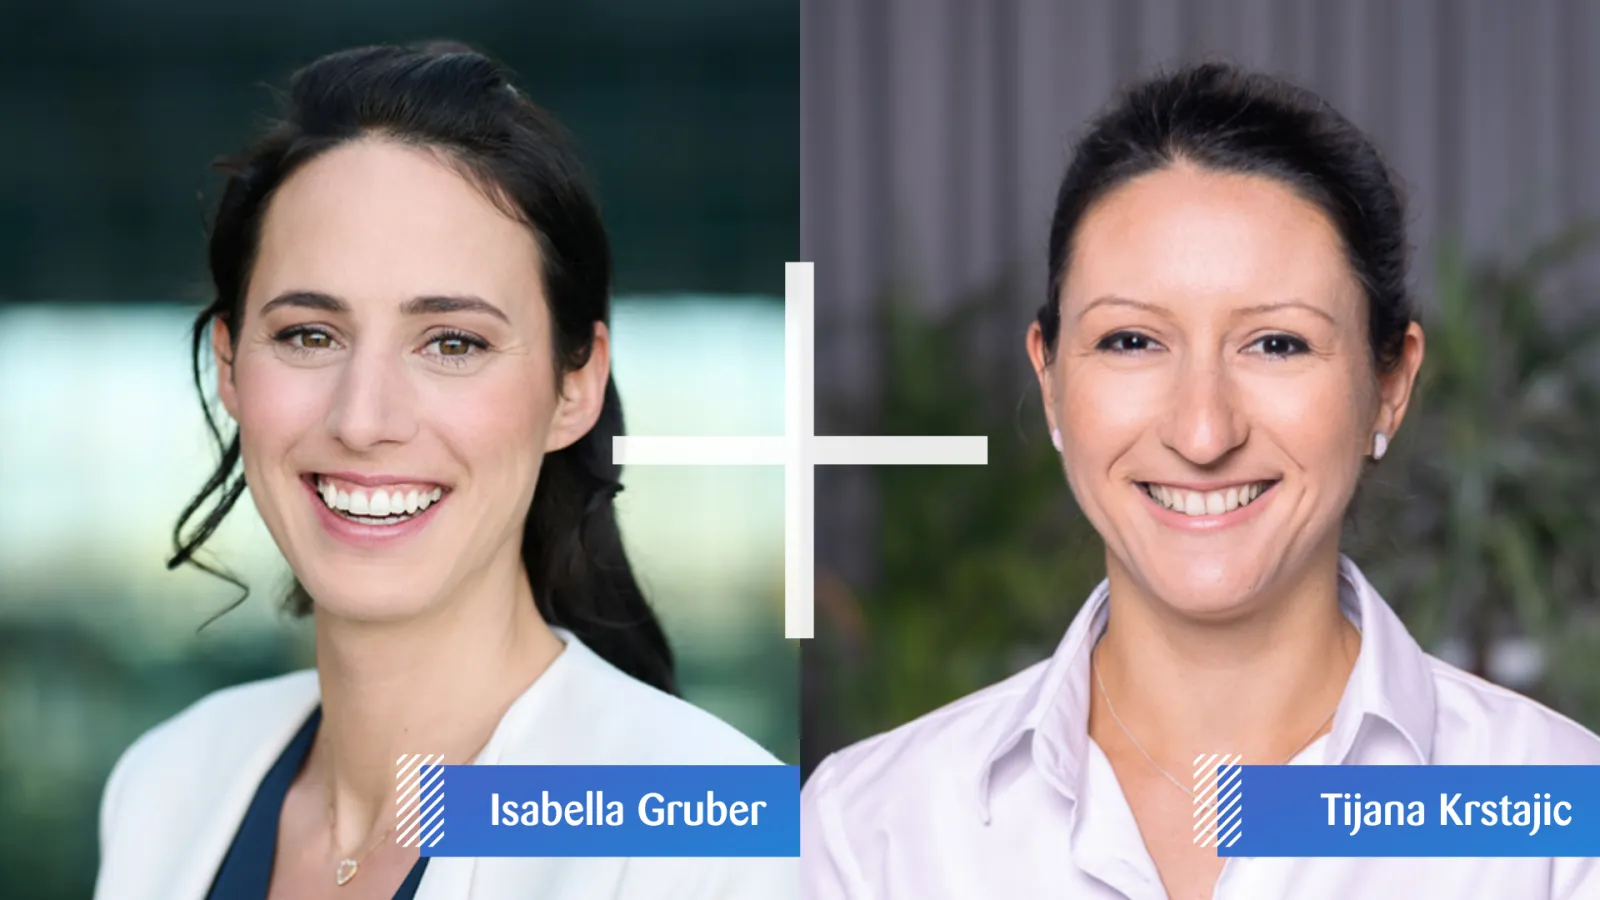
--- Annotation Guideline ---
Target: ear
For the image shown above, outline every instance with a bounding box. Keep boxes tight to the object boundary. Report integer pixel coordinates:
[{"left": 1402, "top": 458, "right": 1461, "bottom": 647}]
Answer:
[
  {"left": 545, "top": 322, "right": 610, "bottom": 453},
  {"left": 1026, "top": 321, "right": 1060, "bottom": 440},
  {"left": 1372, "top": 321, "right": 1426, "bottom": 445},
  {"left": 211, "top": 314, "right": 240, "bottom": 420}
]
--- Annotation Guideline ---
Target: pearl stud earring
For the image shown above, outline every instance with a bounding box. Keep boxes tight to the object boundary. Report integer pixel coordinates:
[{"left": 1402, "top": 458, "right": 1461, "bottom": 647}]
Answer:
[
  {"left": 1051, "top": 427, "right": 1063, "bottom": 452},
  {"left": 1372, "top": 432, "right": 1388, "bottom": 461}
]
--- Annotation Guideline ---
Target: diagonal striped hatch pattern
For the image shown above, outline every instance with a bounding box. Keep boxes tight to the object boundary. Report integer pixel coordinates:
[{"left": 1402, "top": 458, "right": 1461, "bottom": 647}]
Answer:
[
  {"left": 396, "top": 754, "right": 447, "bottom": 849},
  {"left": 1192, "top": 753, "right": 1244, "bottom": 849}
]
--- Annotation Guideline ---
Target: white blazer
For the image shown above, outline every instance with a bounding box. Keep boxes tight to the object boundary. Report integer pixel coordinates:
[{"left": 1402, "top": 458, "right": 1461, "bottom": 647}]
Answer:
[{"left": 94, "top": 632, "right": 798, "bottom": 899}]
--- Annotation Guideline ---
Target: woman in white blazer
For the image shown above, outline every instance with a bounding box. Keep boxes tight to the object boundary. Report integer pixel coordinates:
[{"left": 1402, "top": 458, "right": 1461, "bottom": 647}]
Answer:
[{"left": 94, "top": 42, "right": 794, "bottom": 900}]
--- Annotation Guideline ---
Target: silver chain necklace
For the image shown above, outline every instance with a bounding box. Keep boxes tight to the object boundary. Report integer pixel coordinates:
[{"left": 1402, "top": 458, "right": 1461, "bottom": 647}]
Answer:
[{"left": 1091, "top": 646, "right": 1338, "bottom": 801}]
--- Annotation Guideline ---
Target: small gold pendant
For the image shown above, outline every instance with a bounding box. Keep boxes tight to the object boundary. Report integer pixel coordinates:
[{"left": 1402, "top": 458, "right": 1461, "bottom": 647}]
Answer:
[{"left": 335, "top": 859, "right": 359, "bottom": 886}]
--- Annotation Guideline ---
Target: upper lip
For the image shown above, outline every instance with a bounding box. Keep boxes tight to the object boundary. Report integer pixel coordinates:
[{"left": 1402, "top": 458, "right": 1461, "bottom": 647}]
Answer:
[
  {"left": 1137, "top": 478, "right": 1279, "bottom": 491},
  {"left": 311, "top": 471, "right": 449, "bottom": 488}
]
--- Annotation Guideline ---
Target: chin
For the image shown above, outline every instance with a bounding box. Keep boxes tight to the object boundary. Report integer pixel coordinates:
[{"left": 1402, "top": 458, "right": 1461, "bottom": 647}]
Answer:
[
  {"left": 294, "top": 567, "right": 444, "bottom": 622},
  {"left": 1132, "top": 553, "right": 1278, "bottom": 621}
]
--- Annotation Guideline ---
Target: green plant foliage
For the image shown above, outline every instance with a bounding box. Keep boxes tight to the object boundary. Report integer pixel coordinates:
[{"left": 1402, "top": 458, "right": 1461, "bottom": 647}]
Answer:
[
  {"left": 1347, "top": 225, "right": 1600, "bottom": 720},
  {"left": 812, "top": 290, "right": 1106, "bottom": 745}
]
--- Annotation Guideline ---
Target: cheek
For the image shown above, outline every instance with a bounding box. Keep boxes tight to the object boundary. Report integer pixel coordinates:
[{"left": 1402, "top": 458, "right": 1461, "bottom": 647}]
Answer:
[
  {"left": 1057, "top": 362, "right": 1161, "bottom": 462},
  {"left": 428, "top": 360, "right": 557, "bottom": 491},
  {"left": 1053, "top": 364, "right": 1154, "bottom": 509},
  {"left": 1247, "top": 364, "right": 1372, "bottom": 471},
  {"left": 231, "top": 352, "right": 328, "bottom": 469}
]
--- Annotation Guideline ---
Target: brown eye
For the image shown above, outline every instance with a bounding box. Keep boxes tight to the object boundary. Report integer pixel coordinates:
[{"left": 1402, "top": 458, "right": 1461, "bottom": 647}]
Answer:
[
  {"left": 273, "top": 325, "right": 338, "bottom": 352},
  {"left": 427, "top": 330, "right": 487, "bottom": 361}
]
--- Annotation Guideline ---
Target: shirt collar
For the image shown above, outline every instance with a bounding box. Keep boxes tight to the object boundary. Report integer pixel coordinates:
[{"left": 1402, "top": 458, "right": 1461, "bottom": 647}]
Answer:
[
  {"left": 1326, "top": 555, "right": 1437, "bottom": 765},
  {"left": 974, "top": 555, "right": 1437, "bottom": 822},
  {"left": 974, "top": 578, "right": 1107, "bottom": 823}
]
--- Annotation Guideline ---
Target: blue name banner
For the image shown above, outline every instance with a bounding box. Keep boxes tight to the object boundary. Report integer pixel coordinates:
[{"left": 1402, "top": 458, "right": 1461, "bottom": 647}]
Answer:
[
  {"left": 1217, "top": 766, "right": 1600, "bottom": 857},
  {"left": 415, "top": 765, "right": 798, "bottom": 858}
]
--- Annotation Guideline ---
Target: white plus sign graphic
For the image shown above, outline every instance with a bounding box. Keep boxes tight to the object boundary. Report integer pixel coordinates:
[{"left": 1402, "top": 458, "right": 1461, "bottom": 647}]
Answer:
[{"left": 613, "top": 263, "right": 988, "bottom": 638}]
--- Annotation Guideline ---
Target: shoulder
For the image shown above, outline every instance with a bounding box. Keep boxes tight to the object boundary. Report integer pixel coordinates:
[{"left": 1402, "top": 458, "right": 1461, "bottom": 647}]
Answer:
[
  {"left": 1424, "top": 655, "right": 1600, "bottom": 764},
  {"left": 105, "top": 669, "right": 318, "bottom": 802},
  {"left": 496, "top": 640, "right": 782, "bottom": 766},
  {"left": 801, "top": 664, "right": 1045, "bottom": 897},
  {"left": 96, "top": 670, "right": 319, "bottom": 896},
  {"left": 804, "top": 660, "right": 1045, "bottom": 824},
  {"left": 575, "top": 661, "right": 782, "bottom": 765},
  {"left": 126, "top": 670, "right": 319, "bottom": 758}
]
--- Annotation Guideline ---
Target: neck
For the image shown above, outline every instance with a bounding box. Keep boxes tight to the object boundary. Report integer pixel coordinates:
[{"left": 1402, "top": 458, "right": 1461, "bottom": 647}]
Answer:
[
  {"left": 305, "top": 551, "right": 564, "bottom": 852},
  {"left": 1092, "top": 544, "right": 1360, "bottom": 765}
]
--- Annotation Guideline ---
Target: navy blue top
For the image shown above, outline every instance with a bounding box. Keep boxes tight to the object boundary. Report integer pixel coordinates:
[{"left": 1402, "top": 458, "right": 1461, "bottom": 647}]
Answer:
[{"left": 206, "top": 707, "right": 430, "bottom": 899}]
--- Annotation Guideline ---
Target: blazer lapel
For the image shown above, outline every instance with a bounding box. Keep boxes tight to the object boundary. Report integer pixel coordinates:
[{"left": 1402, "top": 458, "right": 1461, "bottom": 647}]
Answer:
[
  {"left": 410, "top": 634, "right": 601, "bottom": 899},
  {"left": 164, "top": 673, "right": 321, "bottom": 900}
]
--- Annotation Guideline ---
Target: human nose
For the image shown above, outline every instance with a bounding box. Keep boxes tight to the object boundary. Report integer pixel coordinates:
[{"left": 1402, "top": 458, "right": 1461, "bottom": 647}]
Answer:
[
  {"left": 1156, "top": 350, "right": 1247, "bottom": 466},
  {"left": 324, "top": 343, "right": 419, "bottom": 452}
]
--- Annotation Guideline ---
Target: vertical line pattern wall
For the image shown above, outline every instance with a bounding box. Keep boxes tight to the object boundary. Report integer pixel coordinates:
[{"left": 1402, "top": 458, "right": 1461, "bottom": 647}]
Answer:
[{"left": 804, "top": 0, "right": 1600, "bottom": 387}]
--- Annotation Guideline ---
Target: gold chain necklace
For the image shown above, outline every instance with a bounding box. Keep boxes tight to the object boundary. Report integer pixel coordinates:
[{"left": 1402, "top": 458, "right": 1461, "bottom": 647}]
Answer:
[
  {"left": 327, "top": 798, "right": 397, "bottom": 886},
  {"left": 1091, "top": 646, "right": 1337, "bottom": 802}
]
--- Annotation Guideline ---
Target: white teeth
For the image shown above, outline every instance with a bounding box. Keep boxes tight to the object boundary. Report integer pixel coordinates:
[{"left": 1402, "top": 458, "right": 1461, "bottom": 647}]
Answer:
[
  {"left": 1146, "top": 482, "right": 1272, "bottom": 517},
  {"left": 313, "top": 476, "right": 444, "bottom": 523}
]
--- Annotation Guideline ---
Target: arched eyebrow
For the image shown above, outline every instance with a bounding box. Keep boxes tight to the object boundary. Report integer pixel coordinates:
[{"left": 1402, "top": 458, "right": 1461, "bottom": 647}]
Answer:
[
  {"left": 1074, "top": 295, "right": 1173, "bottom": 322},
  {"left": 1074, "top": 295, "right": 1337, "bottom": 325},
  {"left": 259, "top": 290, "right": 346, "bottom": 317},
  {"left": 258, "top": 290, "right": 510, "bottom": 325},
  {"left": 1232, "top": 301, "right": 1337, "bottom": 324}
]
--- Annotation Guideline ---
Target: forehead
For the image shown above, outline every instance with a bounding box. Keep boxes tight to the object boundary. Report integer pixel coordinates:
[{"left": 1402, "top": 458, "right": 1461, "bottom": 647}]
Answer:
[
  {"left": 1063, "top": 163, "right": 1356, "bottom": 309},
  {"left": 248, "top": 139, "right": 544, "bottom": 310}
]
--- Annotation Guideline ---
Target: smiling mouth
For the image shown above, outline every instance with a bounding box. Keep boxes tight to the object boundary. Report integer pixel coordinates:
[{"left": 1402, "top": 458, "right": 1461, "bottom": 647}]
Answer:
[
  {"left": 1138, "top": 480, "right": 1278, "bottom": 517},
  {"left": 309, "top": 475, "right": 449, "bottom": 526}
]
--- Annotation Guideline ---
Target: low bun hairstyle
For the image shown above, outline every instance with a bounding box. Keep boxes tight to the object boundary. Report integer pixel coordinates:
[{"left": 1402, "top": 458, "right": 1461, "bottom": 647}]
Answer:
[
  {"left": 1037, "top": 62, "right": 1414, "bottom": 375},
  {"left": 168, "top": 42, "right": 675, "bottom": 694}
]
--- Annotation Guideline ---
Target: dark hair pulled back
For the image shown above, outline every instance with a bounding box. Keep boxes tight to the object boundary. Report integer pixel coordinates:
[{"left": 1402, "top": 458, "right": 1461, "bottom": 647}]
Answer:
[
  {"left": 1037, "top": 62, "right": 1414, "bottom": 373},
  {"left": 169, "top": 42, "right": 675, "bottom": 694}
]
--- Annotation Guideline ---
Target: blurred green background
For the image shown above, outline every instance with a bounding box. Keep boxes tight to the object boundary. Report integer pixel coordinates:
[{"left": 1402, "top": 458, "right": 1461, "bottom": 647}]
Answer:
[{"left": 0, "top": 2, "right": 797, "bottom": 897}]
